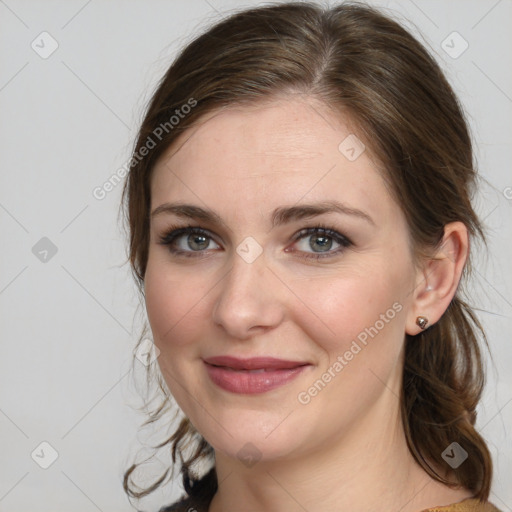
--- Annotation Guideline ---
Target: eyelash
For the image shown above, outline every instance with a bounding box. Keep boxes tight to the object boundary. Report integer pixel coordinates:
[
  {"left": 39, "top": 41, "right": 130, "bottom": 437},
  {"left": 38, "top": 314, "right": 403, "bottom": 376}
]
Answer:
[{"left": 157, "top": 223, "right": 353, "bottom": 261}]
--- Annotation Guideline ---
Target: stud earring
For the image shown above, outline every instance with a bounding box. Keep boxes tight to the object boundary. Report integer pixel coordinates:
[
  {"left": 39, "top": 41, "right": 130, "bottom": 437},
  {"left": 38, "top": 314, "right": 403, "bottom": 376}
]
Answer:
[{"left": 416, "top": 316, "right": 428, "bottom": 330}]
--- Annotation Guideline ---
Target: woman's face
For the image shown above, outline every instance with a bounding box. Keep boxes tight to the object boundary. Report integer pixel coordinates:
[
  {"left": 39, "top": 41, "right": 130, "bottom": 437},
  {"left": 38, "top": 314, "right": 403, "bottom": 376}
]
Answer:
[{"left": 144, "top": 96, "right": 420, "bottom": 463}]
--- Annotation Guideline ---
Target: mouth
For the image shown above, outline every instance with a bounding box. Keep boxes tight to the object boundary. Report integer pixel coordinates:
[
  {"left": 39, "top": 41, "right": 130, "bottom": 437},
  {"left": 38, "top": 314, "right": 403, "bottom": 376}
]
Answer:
[
  {"left": 203, "top": 356, "right": 312, "bottom": 394},
  {"left": 203, "top": 355, "right": 309, "bottom": 371}
]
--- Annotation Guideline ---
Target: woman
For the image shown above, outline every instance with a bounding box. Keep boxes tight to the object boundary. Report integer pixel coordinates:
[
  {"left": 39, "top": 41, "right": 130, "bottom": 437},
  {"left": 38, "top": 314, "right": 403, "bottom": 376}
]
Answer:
[{"left": 121, "top": 2, "right": 503, "bottom": 511}]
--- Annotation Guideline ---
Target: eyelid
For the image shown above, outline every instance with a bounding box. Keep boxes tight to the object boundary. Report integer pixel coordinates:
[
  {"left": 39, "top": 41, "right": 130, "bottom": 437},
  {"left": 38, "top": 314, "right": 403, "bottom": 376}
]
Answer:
[{"left": 290, "top": 225, "right": 352, "bottom": 245}]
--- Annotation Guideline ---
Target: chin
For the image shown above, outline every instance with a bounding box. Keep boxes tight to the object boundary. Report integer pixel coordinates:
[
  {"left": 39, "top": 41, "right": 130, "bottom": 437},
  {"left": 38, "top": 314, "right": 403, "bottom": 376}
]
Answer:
[
  {"left": 193, "top": 406, "right": 305, "bottom": 462},
  {"left": 211, "top": 431, "right": 300, "bottom": 465}
]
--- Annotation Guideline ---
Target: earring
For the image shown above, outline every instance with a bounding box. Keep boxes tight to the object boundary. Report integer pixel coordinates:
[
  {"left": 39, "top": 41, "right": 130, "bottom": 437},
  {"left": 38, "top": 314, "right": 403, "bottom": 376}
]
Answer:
[{"left": 416, "top": 316, "right": 428, "bottom": 330}]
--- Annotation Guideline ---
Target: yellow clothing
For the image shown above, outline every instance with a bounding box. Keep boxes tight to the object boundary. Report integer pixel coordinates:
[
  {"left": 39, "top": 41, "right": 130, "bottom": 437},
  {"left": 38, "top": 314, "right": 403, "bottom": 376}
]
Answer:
[
  {"left": 161, "top": 496, "right": 503, "bottom": 511},
  {"left": 421, "top": 498, "right": 502, "bottom": 511}
]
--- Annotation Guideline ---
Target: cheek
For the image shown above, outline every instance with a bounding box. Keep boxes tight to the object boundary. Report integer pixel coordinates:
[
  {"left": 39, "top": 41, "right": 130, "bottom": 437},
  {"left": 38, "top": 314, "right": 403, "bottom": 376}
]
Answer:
[
  {"left": 289, "top": 267, "right": 408, "bottom": 363},
  {"left": 144, "top": 261, "right": 206, "bottom": 350},
  {"left": 290, "top": 272, "right": 408, "bottom": 426}
]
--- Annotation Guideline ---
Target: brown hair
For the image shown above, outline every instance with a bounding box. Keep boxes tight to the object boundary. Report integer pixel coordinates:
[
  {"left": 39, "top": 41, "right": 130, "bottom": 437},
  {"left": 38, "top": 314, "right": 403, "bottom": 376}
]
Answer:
[{"left": 121, "top": 0, "right": 494, "bottom": 504}]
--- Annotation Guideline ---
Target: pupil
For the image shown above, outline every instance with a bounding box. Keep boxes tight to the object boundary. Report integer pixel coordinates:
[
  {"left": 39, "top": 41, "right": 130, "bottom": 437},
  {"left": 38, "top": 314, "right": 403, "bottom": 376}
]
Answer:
[
  {"left": 189, "top": 234, "right": 208, "bottom": 250},
  {"left": 312, "top": 235, "right": 331, "bottom": 252}
]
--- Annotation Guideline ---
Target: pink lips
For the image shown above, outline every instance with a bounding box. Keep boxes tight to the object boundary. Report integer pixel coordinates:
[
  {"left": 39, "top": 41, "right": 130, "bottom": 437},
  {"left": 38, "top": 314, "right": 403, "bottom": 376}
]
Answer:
[{"left": 203, "top": 356, "right": 311, "bottom": 394}]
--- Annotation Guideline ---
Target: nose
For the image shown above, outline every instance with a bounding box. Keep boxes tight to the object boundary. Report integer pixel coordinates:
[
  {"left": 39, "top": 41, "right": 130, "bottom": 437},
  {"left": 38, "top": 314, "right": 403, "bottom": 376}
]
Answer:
[{"left": 211, "top": 248, "right": 285, "bottom": 340}]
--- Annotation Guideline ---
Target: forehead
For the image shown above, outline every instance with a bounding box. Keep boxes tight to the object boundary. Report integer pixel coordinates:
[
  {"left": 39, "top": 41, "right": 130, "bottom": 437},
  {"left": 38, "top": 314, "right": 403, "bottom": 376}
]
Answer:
[{"left": 150, "top": 96, "right": 396, "bottom": 223}]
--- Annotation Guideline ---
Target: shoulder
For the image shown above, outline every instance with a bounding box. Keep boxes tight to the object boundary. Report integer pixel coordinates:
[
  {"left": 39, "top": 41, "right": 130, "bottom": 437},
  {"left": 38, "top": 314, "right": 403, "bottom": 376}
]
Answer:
[{"left": 421, "top": 498, "right": 504, "bottom": 512}]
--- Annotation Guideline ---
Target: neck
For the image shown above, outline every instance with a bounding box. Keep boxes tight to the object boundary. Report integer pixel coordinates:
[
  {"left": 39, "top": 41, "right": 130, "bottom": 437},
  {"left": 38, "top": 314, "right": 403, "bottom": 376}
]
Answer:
[{"left": 208, "top": 388, "right": 470, "bottom": 512}]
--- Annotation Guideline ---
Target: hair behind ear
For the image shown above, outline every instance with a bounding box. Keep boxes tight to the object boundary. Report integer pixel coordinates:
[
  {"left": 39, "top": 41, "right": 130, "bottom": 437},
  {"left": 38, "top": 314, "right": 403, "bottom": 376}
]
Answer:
[{"left": 401, "top": 296, "right": 492, "bottom": 496}]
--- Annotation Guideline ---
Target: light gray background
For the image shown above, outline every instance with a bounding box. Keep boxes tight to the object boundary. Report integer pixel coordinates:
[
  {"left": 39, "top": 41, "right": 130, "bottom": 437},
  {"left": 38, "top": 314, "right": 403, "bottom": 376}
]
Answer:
[{"left": 0, "top": 0, "right": 511, "bottom": 511}]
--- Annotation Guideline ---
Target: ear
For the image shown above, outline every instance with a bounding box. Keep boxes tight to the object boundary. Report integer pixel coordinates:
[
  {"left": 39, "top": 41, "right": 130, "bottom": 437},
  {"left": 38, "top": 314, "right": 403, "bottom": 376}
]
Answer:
[{"left": 405, "top": 222, "right": 469, "bottom": 335}]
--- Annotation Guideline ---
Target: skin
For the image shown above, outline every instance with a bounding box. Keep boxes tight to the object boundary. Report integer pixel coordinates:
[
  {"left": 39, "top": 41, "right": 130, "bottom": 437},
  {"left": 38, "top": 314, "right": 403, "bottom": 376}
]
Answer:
[{"left": 144, "top": 94, "right": 473, "bottom": 512}]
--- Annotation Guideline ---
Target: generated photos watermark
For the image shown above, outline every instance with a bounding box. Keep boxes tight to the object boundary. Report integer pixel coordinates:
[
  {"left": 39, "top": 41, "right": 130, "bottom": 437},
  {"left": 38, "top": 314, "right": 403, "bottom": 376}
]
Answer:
[
  {"left": 93, "top": 97, "right": 197, "bottom": 201},
  {"left": 297, "top": 301, "right": 403, "bottom": 405}
]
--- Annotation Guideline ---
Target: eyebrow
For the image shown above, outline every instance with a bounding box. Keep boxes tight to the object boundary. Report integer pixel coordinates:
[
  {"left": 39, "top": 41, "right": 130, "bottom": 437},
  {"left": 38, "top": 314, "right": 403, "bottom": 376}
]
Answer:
[{"left": 151, "top": 200, "right": 375, "bottom": 228}]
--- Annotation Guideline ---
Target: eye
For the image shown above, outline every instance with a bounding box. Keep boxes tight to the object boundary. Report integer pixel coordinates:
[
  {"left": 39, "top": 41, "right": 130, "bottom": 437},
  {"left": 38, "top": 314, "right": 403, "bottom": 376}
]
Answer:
[
  {"left": 158, "top": 225, "right": 220, "bottom": 258},
  {"left": 287, "top": 224, "right": 352, "bottom": 260},
  {"left": 157, "top": 223, "right": 352, "bottom": 260}
]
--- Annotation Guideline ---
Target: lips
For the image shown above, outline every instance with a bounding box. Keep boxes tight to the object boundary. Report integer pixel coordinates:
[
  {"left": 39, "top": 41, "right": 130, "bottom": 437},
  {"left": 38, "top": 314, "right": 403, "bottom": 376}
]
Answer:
[
  {"left": 203, "top": 356, "right": 311, "bottom": 394},
  {"left": 203, "top": 355, "right": 308, "bottom": 371}
]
